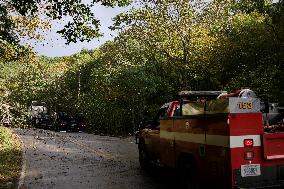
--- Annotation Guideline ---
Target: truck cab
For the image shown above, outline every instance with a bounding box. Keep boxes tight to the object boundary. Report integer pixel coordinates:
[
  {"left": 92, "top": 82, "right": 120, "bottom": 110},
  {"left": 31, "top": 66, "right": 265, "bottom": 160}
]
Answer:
[{"left": 138, "top": 101, "right": 179, "bottom": 164}]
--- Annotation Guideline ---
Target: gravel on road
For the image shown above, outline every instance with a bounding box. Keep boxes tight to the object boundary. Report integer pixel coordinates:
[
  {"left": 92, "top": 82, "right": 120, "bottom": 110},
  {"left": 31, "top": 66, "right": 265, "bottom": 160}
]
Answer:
[{"left": 14, "top": 128, "right": 178, "bottom": 189}]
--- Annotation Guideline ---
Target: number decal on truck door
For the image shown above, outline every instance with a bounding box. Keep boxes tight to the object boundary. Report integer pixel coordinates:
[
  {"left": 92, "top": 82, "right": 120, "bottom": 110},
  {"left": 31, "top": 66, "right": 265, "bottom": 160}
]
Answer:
[{"left": 238, "top": 102, "right": 253, "bottom": 109}]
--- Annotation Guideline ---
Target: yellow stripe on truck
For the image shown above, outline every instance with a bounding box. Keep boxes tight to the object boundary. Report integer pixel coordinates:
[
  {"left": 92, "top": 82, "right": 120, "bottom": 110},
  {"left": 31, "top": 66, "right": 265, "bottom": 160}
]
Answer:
[
  {"left": 206, "top": 135, "right": 229, "bottom": 147},
  {"left": 160, "top": 130, "right": 205, "bottom": 144},
  {"left": 160, "top": 131, "right": 261, "bottom": 148}
]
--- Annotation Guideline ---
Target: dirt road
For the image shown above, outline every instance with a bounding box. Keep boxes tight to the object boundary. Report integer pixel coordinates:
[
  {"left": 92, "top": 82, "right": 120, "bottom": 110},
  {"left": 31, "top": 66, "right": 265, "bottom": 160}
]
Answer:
[{"left": 14, "top": 128, "right": 176, "bottom": 189}]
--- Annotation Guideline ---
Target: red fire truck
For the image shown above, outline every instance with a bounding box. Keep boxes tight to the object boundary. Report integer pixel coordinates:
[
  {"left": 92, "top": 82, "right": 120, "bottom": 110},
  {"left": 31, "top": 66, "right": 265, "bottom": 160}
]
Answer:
[{"left": 137, "top": 90, "right": 284, "bottom": 188}]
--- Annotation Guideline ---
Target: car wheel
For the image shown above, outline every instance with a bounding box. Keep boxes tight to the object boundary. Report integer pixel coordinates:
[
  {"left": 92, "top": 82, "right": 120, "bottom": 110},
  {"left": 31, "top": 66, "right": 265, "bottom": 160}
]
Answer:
[
  {"left": 139, "top": 141, "right": 150, "bottom": 169},
  {"left": 180, "top": 160, "right": 199, "bottom": 189}
]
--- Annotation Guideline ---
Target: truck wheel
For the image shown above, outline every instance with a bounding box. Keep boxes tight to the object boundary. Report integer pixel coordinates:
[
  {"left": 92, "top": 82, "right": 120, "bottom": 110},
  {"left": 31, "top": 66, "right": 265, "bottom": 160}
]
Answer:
[
  {"left": 180, "top": 160, "right": 199, "bottom": 189},
  {"left": 139, "top": 142, "right": 150, "bottom": 169}
]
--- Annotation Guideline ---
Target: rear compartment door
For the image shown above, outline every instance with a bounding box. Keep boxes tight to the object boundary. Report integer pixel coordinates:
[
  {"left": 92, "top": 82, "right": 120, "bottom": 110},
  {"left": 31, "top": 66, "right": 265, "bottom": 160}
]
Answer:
[{"left": 263, "top": 133, "right": 284, "bottom": 160}]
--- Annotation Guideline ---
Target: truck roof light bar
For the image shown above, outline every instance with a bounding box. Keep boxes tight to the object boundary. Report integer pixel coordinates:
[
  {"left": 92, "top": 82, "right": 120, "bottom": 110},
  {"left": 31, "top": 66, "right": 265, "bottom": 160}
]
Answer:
[{"left": 179, "top": 91, "right": 227, "bottom": 97}]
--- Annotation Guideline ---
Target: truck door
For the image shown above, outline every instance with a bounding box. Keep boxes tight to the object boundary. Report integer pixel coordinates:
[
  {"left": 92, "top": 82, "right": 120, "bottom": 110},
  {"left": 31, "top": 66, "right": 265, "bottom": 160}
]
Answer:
[
  {"left": 159, "top": 118, "right": 175, "bottom": 167},
  {"left": 159, "top": 103, "right": 179, "bottom": 168},
  {"left": 144, "top": 124, "right": 160, "bottom": 159},
  {"left": 144, "top": 106, "right": 169, "bottom": 159}
]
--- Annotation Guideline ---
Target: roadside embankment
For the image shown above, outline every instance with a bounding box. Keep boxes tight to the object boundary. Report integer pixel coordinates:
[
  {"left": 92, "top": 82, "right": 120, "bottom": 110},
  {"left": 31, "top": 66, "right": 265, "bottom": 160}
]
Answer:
[{"left": 0, "top": 126, "right": 22, "bottom": 189}]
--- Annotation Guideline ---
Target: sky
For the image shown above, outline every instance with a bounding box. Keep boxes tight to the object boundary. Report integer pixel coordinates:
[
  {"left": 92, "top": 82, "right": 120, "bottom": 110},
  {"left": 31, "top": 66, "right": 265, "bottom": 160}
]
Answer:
[{"left": 30, "top": 5, "right": 129, "bottom": 57}]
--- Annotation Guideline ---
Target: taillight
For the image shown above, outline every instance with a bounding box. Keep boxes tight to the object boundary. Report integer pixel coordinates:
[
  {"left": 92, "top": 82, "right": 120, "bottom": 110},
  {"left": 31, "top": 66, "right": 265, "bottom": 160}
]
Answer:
[
  {"left": 244, "top": 151, "right": 254, "bottom": 160},
  {"left": 244, "top": 139, "right": 253, "bottom": 147},
  {"left": 244, "top": 139, "right": 254, "bottom": 160}
]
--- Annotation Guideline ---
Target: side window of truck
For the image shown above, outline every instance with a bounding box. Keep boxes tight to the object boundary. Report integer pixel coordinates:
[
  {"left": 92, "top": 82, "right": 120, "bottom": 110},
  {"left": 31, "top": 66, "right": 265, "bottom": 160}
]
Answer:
[
  {"left": 151, "top": 107, "right": 168, "bottom": 129},
  {"left": 158, "top": 107, "right": 168, "bottom": 119},
  {"left": 182, "top": 102, "right": 205, "bottom": 115},
  {"left": 173, "top": 105, "right": 181, "bottom": 116}
]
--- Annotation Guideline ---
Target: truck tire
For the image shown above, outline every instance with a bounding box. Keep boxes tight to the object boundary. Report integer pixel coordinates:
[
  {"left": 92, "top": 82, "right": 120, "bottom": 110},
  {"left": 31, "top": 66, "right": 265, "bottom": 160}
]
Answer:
[
  {"left": 180, "top": 160, "right": 199, "bottom": 189},
  {"left": 138, "top": 141, "right": 150, "bottom": 169}
]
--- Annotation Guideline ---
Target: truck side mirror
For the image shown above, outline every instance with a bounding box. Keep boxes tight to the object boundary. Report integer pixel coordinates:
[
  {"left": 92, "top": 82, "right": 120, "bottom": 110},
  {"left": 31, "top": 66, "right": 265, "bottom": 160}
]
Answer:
[
  {"left": 264, "top": 101, "right": 269, "bottom": 114},
  {"left": 139, "top": 121, "right": 145, "bottom": 129},
  {"left": 145, "top": 120, "right": 154, "bottom": 128}
]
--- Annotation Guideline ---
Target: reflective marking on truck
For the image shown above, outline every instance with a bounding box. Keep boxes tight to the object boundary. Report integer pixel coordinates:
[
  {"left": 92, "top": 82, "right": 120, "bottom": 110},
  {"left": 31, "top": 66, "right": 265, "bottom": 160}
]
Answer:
[
  {"left": 160, "top": 131, "right": 204, "bottom": 145},
  {"left": 160, "top": 131, "right": 261, "bottom": 148},
  {"left": 161, "top": 130, "right": 227, "bottom": 147},
  {"left": 266, "top": 155, "right": 284, "bottom": 160},
  {"left": 145, "top": 138, "right": 151, "bottom": 145},
  {"left": 230, "top": 135, "right": 261, "bottom": 148},
  {"left": 176, "top": 132, "right": 205, "bottom": 144},
  {"left": 206, "top": 135, "right": 229, "bottom": 147}
]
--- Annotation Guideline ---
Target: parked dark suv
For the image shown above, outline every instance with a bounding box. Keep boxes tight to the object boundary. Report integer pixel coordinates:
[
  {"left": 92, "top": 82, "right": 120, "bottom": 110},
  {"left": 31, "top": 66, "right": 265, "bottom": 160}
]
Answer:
[
  {"left": 40, "top": 115, "right": 53, "bottom": 130},
  {"left": 67, "top": 117, "right": 79, "bottom": 132},
  {"left": 54, "top": 112, "right": 68, "bottom": 131},
  {"left": 75, "top": 113, "right": 87, "bottom": 132}
]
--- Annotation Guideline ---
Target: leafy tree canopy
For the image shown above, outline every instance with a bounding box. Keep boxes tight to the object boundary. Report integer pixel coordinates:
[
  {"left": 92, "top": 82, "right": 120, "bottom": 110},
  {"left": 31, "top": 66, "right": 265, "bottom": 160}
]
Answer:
[{"left": 0, "top": 0, "right": 131, "bottom": 62}]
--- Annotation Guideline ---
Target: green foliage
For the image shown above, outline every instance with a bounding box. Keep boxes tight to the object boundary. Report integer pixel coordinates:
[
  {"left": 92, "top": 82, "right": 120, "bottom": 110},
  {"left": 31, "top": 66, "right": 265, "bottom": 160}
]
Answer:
[
  {"left": 0, "top": 5, "right": 17, "bottom": 44},
  {"left": 0, "top": 127, "right": 22, "bottom": 188},
  {"left": 0, "top": 0, "right": 283, "bottom": 135}
]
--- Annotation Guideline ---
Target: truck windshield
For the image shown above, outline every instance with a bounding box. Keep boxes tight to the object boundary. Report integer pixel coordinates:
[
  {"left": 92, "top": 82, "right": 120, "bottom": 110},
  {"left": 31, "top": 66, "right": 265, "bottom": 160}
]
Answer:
[
  {"left": 181, "top": 99, "right": 229, "bottom": 116},
  {"left": 182, "top": 102, "right": 205, "bottom": 115}
]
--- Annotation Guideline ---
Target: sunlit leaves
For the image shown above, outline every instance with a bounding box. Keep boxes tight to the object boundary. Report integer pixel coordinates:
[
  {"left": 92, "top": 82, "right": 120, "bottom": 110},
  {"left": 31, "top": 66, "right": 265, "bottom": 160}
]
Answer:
[
  {"left": 0, "top": 42, "right": 35, "bottom": 63},
  {"left": 11, "top": 16, "right": 51, "bottom": 40}
]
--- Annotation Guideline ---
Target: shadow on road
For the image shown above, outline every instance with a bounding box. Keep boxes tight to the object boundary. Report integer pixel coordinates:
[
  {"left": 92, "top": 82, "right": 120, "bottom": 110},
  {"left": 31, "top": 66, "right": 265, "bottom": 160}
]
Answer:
[{"left": 138, "top": 166, "right": 182, "bottom": 189}]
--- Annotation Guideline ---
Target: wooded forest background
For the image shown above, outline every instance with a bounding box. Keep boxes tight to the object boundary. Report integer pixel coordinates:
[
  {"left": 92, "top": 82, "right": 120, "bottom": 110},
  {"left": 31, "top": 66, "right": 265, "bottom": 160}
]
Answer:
[{"left": 0, "top": 0, "right": 283, "bottom": 135}]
